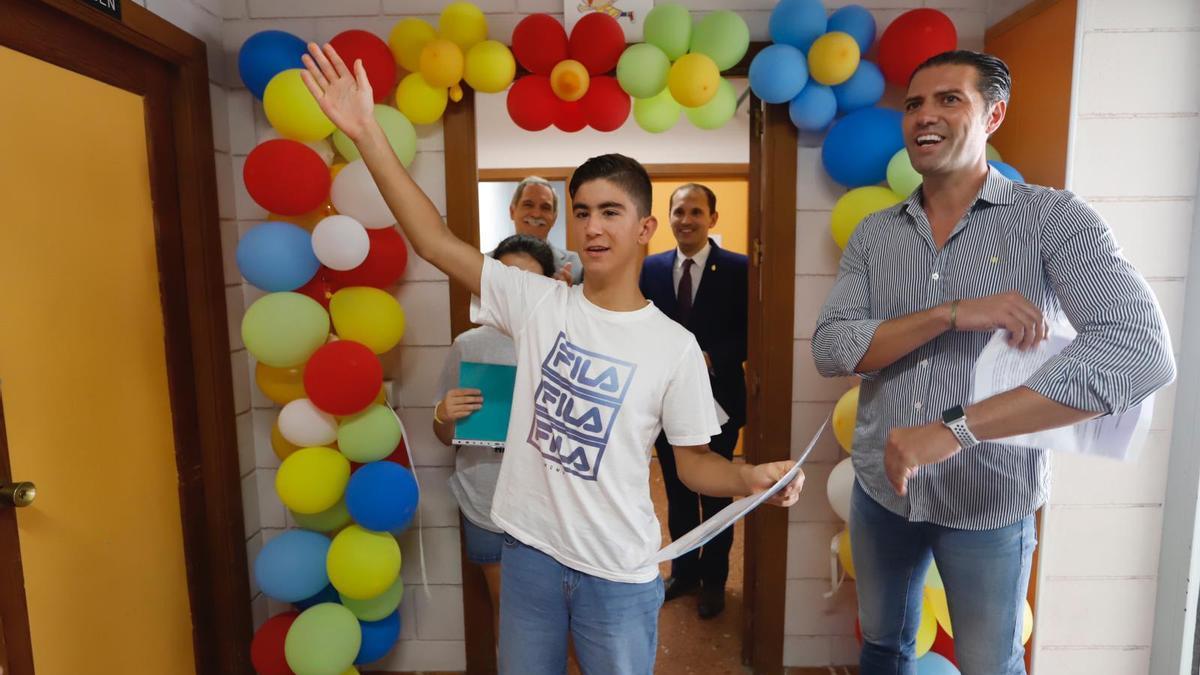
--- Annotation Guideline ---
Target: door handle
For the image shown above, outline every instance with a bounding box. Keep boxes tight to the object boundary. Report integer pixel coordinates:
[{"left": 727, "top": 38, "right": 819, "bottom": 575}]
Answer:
[{"left": 0, "top": 482, "right": 36, "bottom": 508}]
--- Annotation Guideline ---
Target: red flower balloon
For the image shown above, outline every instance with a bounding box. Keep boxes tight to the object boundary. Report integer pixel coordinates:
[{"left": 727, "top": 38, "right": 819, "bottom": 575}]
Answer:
[
  {"left": 327, "top": 226, "right": 409, "bottom": 289},
  {"left": 250, "top": 611, "right": 299, "bottom": 675},
  {"left": 512, "top": 14, "right": 569, "bottom": 75},
  {"left": 243, "top": 140, "right": 330, "bottom": 215},
  {"left": 568, "top": 13, "right": 625, "bottom": 75},
  {"left": 582, "top": 76, "right": 630, "bottom": 132},
  {"left": 329, "top": 29, "right": 397, "bottom": 102},
  {"left": 304, "top": 340, "right": 383, "bottom": 416},
  {"left": 507, "top": 76, "right": 559, "bottom": 131},
  {"left": 555, "top": 99, "right": 588, "bottom": 132},
  {"left": 877, "top": 9, "right": 958, "bottom": 86}
]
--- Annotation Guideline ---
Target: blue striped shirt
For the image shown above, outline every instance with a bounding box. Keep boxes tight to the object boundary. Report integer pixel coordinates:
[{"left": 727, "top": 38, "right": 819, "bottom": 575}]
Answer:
[{"left": 812, "top": 169, "right": 1176, "bottom": 530}]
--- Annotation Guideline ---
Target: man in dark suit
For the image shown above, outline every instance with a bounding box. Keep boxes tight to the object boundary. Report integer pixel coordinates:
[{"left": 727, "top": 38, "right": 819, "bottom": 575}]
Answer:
[{"left": 640, "top": 183, "right": 748, "bottom": 619}]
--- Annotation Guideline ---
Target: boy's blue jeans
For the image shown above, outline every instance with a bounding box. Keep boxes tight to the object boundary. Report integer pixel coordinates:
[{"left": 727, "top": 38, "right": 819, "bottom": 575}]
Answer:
[{"left": 851, "top": 481, "right": 1035, "bottom": 675}]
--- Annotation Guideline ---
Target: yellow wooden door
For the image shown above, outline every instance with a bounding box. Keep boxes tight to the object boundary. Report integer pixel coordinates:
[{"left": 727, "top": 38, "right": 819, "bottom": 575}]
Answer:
[{"left": 0, "top": 44, "right": 197, "bottom": 674}]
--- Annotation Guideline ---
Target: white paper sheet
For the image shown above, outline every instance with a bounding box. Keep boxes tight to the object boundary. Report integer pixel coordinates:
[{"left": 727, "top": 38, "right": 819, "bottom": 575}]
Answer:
[
  {"left": 644, "top": 418, "right": 826, "bottom": 566},
  {"left": 972, "top": 327, "right": 1153, "bottom": 461}
]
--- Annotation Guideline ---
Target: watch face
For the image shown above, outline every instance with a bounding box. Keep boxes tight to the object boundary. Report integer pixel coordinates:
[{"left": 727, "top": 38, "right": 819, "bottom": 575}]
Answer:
[{"left": 942, "top": 405, "right": 964, "bottom": 424}]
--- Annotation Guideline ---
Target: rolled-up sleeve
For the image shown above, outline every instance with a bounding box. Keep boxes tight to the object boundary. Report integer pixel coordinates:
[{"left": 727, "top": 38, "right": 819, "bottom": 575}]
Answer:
[
  {"left": 812, "top": 222, "right": 884, "bottom": 379},
  {"left": 1025, "top": 192, "right": 1176, "bottom": 414}
]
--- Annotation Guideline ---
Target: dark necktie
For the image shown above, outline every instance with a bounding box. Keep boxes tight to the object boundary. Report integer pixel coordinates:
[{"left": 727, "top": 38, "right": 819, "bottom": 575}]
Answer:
[{"left": 677, "top": 258, "right": 694, "bottom": 324}]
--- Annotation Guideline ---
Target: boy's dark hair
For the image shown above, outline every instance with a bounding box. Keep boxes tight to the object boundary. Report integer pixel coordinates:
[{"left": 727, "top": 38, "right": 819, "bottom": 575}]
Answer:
[
  {"left": 911, "top": 50, "right": 1012, "bottom": 108},
  {"left": 568, "top": 154, "right": 653, "bottom": 218},
  {"left": 670, "top": 183, "right": 718, "bottom": 214},
  {"left": 492, "top": 234, "right": 555, "bottom": 277}
]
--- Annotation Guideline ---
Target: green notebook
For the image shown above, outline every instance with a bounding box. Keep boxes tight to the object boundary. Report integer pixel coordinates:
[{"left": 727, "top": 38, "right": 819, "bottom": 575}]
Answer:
[{"left": 453, "top": 361, "right": 517, "bottom": 447}]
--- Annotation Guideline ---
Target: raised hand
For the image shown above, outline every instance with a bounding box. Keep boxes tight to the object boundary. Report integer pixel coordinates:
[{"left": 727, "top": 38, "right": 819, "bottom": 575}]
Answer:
[
  {"left": 553, "top": 262, "right": 574, "bottom": 286},
  {"left": 299, "top": 42, "right": 375, "bottom": 142}
]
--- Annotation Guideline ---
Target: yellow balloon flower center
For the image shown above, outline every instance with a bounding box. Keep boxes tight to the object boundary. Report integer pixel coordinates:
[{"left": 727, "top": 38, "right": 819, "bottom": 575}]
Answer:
[{"left": 551, "top": 60, "right": 590, "bottom": 102}]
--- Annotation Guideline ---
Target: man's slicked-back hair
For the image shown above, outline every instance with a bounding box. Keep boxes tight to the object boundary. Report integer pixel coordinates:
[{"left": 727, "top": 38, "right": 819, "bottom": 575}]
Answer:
[
  {"left": 911, "top": 50, "right": 1012, "bottom": 108},
  {"left": 568, "top": 154, "right": 653, "bottom": 218}
]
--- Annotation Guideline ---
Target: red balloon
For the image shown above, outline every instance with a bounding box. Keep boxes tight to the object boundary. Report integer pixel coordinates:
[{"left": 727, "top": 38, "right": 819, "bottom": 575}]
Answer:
[
  {"left": 507, "top": 76, "right": 558, "bottom": 131},
  {"left": 385, "top": 436, "right": 410, "bottom": 468},
  {"left": 568, "top": 12, "right": 625, "bottom": 75},
  {"left": 327, "top": 227, "right": 409, "bottom": 289},
  {"left": 930, "top": 626, "right": 957, "bottom": 665},
  {"left": 329, "top": 30, "right": 397, "bottom": 103},
  {"left": 243, "top": 140, "right": 330, "bottom": 215},
  {"left": 554, "top": 99, "right": 588, "bottom": 132},
  {"left": 297, "top": 266, "right": 336, "bottom": 308},
  {"left": 512, "top": 14, "right": 569, "bottom": 75},
  {"left": 250, "top": 611, "right": 299, "bottom": 675},
  {"left": 877, "top": 9, "right": 958, "bottom": 86},
  {"left": 303, "top": 340, "right": 383, "bottom": 416},
  {"left": 581, "top": 76, "right": 630, "bottom": 132}
]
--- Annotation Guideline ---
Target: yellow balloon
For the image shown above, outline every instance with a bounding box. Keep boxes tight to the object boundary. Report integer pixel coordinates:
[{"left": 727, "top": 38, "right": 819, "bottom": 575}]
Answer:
[
  {"left": 464, "top": 40, "right": 516, "bottom": 93},
  {"left": 256, "top": 362, "right": 306, "bottom": 405},
  {"left": 927, "top": 586, "right": 953, "bottom": 637},
  {"left": 831, "top": 187, "right": 904, "bottom": 249},
  {"left": 1022, "top": 600, "right": 1034, "bottom": 645},
  {"left": 263, "top": 69, "right": 335, "bottom": 142},
  {"left": 439, "top": 2, "right": 488, "bottom": 52},
  {"left": 808, "top": 31, "right": 861, "bottom": 86},
  {"left": 271, "top": 419, "right": 301, "bottom": 461},
  {"left": 328, "top": 525, "right": 402, "bottom": 600},
  {"left": 389, "top": 18, "right": 436, "bottom": 73},
  {"left": 396, "top": 73, "right": 449, "bottom": 125},
  {"left": 668, "top": 53, "right": 720, "bottom": 108},
  {"left": 419, "top": 39, "right": 464, "bottom": 89},
  {"left": 916, "top": 593, "right": 937, "bottom": 657},
  {"left": 275, "top": 446, "right": 350, "bottom": 515},
  {"left": 833, "top": 385, "right": 859, "bottom": 453},
  {"left": 837, "top": 529, "right": 855, "bottom": 579},
  {"left": 924, "top": 560, "right": 944, "bottom": 590},
  {"left": 551, "top": 59, "right": 590, "bottom": 102},
  {"left": 329, "top": 287, "right": 406, "bottom": 354}
]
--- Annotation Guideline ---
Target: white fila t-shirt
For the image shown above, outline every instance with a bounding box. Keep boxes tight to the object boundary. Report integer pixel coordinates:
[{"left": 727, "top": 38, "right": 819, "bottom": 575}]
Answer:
[{"left": 472, "top": 257, "right": 722, "bottom": 583}]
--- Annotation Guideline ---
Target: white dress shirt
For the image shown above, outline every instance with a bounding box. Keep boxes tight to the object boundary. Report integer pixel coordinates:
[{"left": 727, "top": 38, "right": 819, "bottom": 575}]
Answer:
[{"left": 672, "top": 242, "right": 711, "bottom": 303}]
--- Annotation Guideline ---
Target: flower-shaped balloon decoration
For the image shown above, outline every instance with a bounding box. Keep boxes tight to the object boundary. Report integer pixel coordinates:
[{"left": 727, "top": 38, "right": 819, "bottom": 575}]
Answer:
[
  {"left": 617, "top": 3, "right": 750, "bottom": 133},
  {"left": 507, "top": 13, "right": 630, "bottom": 132},
  {"left": 388, "top": 2, "right": 517, "bottom": 125}
]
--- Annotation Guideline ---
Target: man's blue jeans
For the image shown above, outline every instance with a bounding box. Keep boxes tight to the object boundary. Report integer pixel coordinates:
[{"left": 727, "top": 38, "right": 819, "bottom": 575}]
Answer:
[
  {"left": 850, "top": 481, "right": 1036, "bottom": 675},
  {"left": 498, "top": 536, "right": 664, "bottom": 675}
]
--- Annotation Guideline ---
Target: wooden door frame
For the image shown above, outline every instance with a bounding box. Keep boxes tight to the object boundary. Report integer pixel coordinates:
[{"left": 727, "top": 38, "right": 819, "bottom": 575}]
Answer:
[
  {"left": 0, "top": 1, "right": 251, "bottom": 673},
  {"left": 442, "top": 43, "right": 796, "bottom": 675}
]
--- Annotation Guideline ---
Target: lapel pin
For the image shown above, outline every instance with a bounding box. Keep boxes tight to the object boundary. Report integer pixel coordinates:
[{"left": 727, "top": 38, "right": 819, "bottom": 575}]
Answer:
[{"left": 711, "top": 264, "right": 717, "bottom": 272}]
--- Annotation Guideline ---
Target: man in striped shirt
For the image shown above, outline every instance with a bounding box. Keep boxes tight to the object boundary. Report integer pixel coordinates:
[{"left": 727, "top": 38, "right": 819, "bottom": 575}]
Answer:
[{"left": 813, "top": 51, "right": 1175, "bottom": 675}]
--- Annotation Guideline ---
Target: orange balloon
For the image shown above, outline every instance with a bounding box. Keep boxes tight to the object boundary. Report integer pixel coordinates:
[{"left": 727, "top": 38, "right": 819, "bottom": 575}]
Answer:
[
  {"left": 269, "top": 199, "right": 336, "bottom": 231},
  {"left": 550, "top": 59, "right": 590, "bottom": 102},
  {"left": 271, "top": 419, "right": 301, "bottom": 461},
  {"left": 330, "top": 162, "right": 347, "bottom": 180},
  {"left": 255, "top": 362, "right": 306, "bottom": 405}
]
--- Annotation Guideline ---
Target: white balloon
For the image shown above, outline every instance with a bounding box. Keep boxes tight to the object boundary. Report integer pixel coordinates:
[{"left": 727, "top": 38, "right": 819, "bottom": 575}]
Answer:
[
  {"left": 311, "top": 215, "right": 370, "bottom": 271},
  {"left": 330, "top": 159, "right": 396, "bottom": 229},
  {"left": 827, "top": 456, "right": 855, "bottom": 522},
  {"left": 278, "top": 399, "right": 337, "bottom": 447},
  {"left": 257, "top": 128, "right": 334, "bottom": 164}
]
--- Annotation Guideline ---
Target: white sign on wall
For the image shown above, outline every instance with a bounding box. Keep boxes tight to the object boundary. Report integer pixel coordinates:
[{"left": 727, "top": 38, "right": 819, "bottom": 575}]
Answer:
[{"left": 565, "top": 0, "right": 653, "bottom": 42}]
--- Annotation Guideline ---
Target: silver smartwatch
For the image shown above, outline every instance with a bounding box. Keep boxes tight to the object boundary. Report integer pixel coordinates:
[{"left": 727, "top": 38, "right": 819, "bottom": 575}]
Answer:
[{"left": 941, "top": 405, "right": 979, "bottom": 450}]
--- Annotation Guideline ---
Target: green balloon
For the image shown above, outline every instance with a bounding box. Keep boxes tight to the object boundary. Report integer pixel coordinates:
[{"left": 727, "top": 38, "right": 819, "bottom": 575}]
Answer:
[
  {"left": 686, "top": 78, "right": 737, "bottom": 130},
  {"left": 617, "top": 43, "right": 671, "bottom": 99},
  {"left": 241, "top": 292, "right": 330, "bottom": 368},
  {"left": 334, "top": 105, "right": 416, "bottom": 167},
  {"left": 886, "top": 148, "right": 923, "bottom": 197},
  {"left": 643, "top": 3, "right": 692, "bottom": 61},
  {"left": 340, "top": 575, "right": 405, "bottom": 622},
  {"left": 689, "top": 11, "right": 750, "bottom": 71},
  {"left": 337, "top": 404, "right": 403, "bottom": 463},
  {"left": 291, "top": 500, "right": 352, "bottom": 533},
  {"left": 284, "top": 603, "right": 361, "bottom": 675},
  {"left": 633, "top": 88, "right": 682, "bottom": 133}
]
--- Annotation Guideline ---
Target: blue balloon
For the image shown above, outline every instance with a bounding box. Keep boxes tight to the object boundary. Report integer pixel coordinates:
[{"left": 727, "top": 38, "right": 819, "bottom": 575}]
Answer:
[
  {"left": 239, "top": 30, "right": 308, "bottom": 99},
  {"left": 821, "top": 107, "right": 905, "bottom": 188},
  {"left": 254, "top": 529, "right": 331, "bottom": 603},
  {"left": 828, "top": 5, "right": 877, "bottom": 53},
  {"left": 989, "top": 160, "right": 1025, "bottom": 183},
  {"left": 917, "top": 652, "right": 961, "bottom": 675},
  {"left": 749, "top": 44, "right": 809, "bottom": 105},
  {"left": 346, "top": 462, "right": 420, "bottom": 533},
  {"left": 768, "top": 0, "right": 828, "bottom": 52},
  {"left": 236, "top": 221, "right": 321, "bottom": 292},
  {"left": 789, "top": 83, "right": 837, "bottom": 132},
  {"left": 294, "top": 583, "right": 340, "bottom": 611},
  {"left": 355, "top": 611, "right": 401, "bottom": 665},
  {"left": 833, "top": 61, "right": 885, "bottom": 114}
]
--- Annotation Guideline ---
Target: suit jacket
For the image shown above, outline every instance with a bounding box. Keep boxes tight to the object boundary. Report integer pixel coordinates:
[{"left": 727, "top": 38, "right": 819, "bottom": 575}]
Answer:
[{"left": 640, "top": 239, "right": 748, "bottom": 428}]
